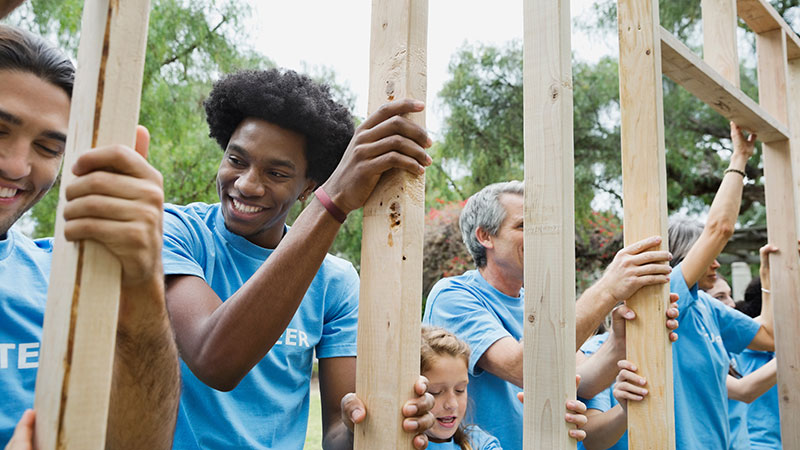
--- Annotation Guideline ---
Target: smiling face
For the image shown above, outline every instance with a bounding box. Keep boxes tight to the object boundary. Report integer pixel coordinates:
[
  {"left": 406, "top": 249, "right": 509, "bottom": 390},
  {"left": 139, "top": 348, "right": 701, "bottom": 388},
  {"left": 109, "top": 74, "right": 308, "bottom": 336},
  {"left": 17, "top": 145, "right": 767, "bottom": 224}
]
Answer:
[
  {"left": 216, "top": 118, "right": 316, "bottom": 248},
  {"left": 707, "top": 276, "right": 735, "bottom": 308},
  {"left": 423, "top": 354, "right": 469, "bottom": 442},
  {"left": 486, "top": 193, "right": 524, "bottom": 282},
  {"left": 0, "top": 70, "right": 69, "bottom": 236}
]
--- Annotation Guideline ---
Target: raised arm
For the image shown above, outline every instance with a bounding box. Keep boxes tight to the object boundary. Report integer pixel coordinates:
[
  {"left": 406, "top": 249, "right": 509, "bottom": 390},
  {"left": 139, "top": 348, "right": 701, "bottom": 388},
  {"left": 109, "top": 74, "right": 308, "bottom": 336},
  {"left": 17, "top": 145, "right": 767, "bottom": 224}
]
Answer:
[
  {"left": 63, "top": 127, "right": 180, "bottom": 449},
  {"left": 0, "top": 0, "right": 25, "bottom": 19},
  {"left": 748, "top": 243, "right": 779, "bottom": 351},
  {"left": 166, "top": 99, "right": 433, "bottom": 391},
  {"left": 680, "top": 122, "right": 755, "bottom": 287}
]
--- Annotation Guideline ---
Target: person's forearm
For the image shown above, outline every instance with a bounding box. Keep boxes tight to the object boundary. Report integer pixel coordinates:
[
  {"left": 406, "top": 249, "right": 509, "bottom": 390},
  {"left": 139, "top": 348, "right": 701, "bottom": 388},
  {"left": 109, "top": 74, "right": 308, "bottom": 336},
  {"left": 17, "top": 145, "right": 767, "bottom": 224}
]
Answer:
[
  {"left": 576, "top": 338, "right": 625, "bottom": 399},
  {"left": 107, "top": 276, "right": 179, "bottom": 450},
  {"left": 581, "top": 407, "right": 627, "bottom": 450},
  {"left": 181, "top": 199, "right": 344, "bottom": 389},
  {"left": 726, "top": 359, "right": 777, "bottom": 403},
  {"left": 756, "top": 271, "right": 774, "bottom": 339},
  {"left": 575, "top": 284, "right": 617, "bottom": 349}
]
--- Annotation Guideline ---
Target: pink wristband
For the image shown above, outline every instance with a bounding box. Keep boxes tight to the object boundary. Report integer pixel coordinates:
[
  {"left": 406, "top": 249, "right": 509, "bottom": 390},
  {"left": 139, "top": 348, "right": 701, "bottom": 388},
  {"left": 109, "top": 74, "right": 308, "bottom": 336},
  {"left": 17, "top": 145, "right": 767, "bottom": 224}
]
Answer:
[{"left": 314, "top": 188, "right": 347, "bottom": 224}]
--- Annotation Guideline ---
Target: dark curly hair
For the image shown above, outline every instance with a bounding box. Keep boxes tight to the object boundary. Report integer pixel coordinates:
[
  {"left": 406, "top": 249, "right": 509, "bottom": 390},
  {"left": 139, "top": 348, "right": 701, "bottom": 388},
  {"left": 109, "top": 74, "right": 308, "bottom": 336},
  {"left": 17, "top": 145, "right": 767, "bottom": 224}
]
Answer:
[
  {"left": 204, "top": 69, "right": 354, "bottom": 185},
  {"left": 0, "top": 24, "right": 75, "bottom": 98},
  {"left": 736, "top": 278, "right": 762, "bottom": 319}
]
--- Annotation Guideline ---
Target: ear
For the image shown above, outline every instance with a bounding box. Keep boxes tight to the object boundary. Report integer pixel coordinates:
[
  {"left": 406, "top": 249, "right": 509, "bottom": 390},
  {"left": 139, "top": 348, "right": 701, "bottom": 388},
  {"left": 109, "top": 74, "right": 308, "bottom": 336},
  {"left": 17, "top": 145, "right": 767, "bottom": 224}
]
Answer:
[
  {"left": 475, "top": 227, "right": 494, "bottom": 250},
  {"left": 299, "top": 180, "right": 318, "bottom": 202}
]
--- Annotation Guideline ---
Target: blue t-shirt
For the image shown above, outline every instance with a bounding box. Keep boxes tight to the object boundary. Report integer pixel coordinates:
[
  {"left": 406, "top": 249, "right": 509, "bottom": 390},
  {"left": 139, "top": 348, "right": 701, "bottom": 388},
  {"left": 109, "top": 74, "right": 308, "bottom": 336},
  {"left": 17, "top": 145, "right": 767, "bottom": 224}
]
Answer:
[
  {"left": 426, "top": 425, "right": 503, "bottom": 449},
  {"left": 0, "top": 229, "right": 53, "bottom": 445},
  {"left": 728, "top": 355, "right": 751, "bottom": 450},
  {"left": 162, "top": 203, "right": 359, "bottom": 450},
  {"left": 737, "top": 350, "right": 780, "bottom": 449},
  {"left": 423, "top": 270, "right": 524, "bottom": 450},
  {"left": 577, "top": 333, "right": 627, "bottom": 450},
  {"left": 671, "top": 264, "right": 761, "bottom": 450}
]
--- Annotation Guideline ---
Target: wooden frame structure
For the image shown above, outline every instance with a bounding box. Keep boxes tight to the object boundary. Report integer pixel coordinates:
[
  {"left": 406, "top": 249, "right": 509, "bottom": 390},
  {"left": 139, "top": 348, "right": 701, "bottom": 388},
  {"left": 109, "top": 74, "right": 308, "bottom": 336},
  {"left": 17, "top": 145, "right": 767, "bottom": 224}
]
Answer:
[
  {"left": 618, "top": 0, "right": 800, "bottom": 448},
  {"left": 33, "top": 1, "right": 151, "bottom": 448}
]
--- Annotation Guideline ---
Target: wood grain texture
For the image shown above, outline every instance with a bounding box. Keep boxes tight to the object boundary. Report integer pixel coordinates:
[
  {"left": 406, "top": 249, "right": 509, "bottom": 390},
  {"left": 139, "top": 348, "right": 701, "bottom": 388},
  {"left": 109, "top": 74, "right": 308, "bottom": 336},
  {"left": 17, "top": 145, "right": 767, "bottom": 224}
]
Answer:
[
  {"left": 660, "top": 28, "right": 789, "bottom": 143},
  {"left": 702, "top": 0, "right": 740, "bottom": 87},
  {"left": 353, "top": 0, "right": 426, "bottom": 448},
  {"left": 617, "top": 0, "right": 676, "bottom": 448},
  {"left": 756, "top": 29, "right": 800, "bottom": 450},
  {"left": 790, "top": 59, "right": 800, "bottom": 239},
  {"left": 33, "top": 1, "right": 151, "bottom": 448},
  {"left": 737, "top": 0, "right": 800, "bottom": 59},
  {"left": 522, "top": 0, "right": 577, "bottom": 448}
]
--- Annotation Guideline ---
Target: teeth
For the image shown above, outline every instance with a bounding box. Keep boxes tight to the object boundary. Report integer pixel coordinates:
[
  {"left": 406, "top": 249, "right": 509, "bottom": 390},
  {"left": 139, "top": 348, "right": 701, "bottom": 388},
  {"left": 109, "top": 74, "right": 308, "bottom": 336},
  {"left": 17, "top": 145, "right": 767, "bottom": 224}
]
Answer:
[
  {"left": 0, "top": 187, "right": 17, "bottom": 198},
  {"left": 232, "top": 198, "right": 263, "bottom": 214}
]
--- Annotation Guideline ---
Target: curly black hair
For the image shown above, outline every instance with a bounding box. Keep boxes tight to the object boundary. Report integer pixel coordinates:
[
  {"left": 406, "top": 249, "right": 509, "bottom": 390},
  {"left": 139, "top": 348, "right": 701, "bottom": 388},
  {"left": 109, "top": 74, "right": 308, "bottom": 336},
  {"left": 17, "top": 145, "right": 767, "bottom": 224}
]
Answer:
[{"left": 204, "top": 69, "right": 354, "bottom": 185}]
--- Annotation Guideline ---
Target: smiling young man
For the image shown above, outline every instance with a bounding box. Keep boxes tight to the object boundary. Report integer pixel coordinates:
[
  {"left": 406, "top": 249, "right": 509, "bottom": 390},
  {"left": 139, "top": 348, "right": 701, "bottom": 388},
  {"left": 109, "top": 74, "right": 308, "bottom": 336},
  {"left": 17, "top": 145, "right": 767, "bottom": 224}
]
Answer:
[
  {"left": 0, "top": 24, "right": 179, "bottom": 449},
  {"left": 162, "top": 69, "right": 435, "bottom": 449}
]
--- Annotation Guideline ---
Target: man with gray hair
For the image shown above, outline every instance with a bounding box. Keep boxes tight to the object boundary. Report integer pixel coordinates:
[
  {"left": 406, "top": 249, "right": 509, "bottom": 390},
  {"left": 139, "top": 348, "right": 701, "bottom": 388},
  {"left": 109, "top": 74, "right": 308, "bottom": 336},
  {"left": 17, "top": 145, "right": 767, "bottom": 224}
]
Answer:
[{"left": 423, "top": 180, "right": 676, "bottom": 450}]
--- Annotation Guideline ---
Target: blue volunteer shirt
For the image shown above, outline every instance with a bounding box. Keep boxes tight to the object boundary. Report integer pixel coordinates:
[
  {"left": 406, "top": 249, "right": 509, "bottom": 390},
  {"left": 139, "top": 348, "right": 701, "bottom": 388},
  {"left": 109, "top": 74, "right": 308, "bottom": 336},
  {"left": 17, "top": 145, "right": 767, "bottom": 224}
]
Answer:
[
  {"left": 577, "top": 332, "right": 627, "bottom": 450},
  {"left": 423, "top": 269, "right": 524, "bottom": 450},
  {"left": 671, "top": 264, "right": 761, "bottom": 450},
  {"left": 426, "top": 425, "right": 503, "bottom": 450},
  {"left": 737, "top": 350, "right": 780, "bottom": 449},
  {"left": 0, "top": 228, "right": 52, "bottom": 445},
  {"left": 162, "top": 203, "right": 359, "bottom": 450},
  {"left": 728, "top": 355, "right": 751, "bottom": 450}
]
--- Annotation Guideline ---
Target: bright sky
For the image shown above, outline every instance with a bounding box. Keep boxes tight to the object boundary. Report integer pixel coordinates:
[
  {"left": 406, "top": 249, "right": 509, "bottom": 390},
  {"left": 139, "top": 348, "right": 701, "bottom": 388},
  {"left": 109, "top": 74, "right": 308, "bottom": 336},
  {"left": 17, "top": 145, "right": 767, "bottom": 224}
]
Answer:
[{"left": 248, "top": 0, "right": 613, "bottom": 138}]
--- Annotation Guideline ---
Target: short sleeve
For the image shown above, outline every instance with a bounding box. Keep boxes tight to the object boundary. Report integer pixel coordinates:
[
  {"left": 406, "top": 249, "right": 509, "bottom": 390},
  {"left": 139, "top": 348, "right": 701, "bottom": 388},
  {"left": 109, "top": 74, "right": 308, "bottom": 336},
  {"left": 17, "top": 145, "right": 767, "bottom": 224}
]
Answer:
[
  {"left": 162, "top": 205, "right": 206, "bottom": 280},
  {"left": 316, "top": 261, "right": 360, "bottom": 359},
  {"left": 670, "top": 264, "right": 698, "bottom": 310},
  {"left": 424, "top": 282, "right": 513, "bottom": 376},
  {"left": 710, "top": 299, "right": 761, "bottom": 355},
  {"left": 582, "top": 385, "right": 613, "bottom": 413}
]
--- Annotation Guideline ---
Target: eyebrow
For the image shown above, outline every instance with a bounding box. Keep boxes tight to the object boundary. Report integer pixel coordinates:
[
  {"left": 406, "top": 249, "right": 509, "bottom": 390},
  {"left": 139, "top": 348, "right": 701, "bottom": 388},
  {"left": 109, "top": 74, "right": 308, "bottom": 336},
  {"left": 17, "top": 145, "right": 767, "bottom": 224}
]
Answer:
[
  {"left": 0, "top": 108, "right": 22, "bottom": 125},
  {"left": 228, "top": 143, "right": 298, "bottom": 171},
  {"left": 0, "top": 107, "right": 67, "bottom": 143}
]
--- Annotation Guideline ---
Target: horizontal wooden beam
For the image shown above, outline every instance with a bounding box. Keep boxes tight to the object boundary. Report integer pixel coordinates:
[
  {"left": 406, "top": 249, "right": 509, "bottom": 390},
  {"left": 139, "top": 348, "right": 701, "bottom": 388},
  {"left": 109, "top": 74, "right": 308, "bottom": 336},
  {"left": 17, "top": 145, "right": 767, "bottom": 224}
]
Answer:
[
  {"left": 737, "top": 0, "right": 800, "bottom": 60},
  {"left": 660, "top": 27, "right": 790, "bottom": 142}
]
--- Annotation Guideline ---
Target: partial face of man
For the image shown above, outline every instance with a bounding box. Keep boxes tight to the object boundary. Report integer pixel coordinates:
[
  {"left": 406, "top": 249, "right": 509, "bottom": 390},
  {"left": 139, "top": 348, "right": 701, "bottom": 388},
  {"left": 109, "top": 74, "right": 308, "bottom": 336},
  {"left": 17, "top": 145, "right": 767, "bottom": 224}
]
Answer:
[
  {"left": 216, "top": 117, "right": 316, "bottom": 249},
  {"left": 488, "top": 193, "right": 524, "bottom": 281},
  {"left": 0, "top": 70, "right": 69, "bottom": 236}
]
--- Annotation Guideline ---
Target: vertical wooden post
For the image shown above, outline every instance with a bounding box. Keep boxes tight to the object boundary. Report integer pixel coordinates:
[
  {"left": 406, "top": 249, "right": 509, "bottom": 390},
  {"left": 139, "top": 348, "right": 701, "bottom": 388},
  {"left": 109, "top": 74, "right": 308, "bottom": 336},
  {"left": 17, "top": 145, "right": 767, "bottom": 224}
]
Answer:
[
  {"left": 756, "top": 29, "right": 800, "bottom": 450},
  {"left": 522, "top": 0, "right": 576, "bottom": 448},
  {"left": 32, "top": 1, "right": 151, "bottom": 448},
  {"left": 617, "top": 0, "right": 675, "bottom": 449},
  {"left": 789, "top": 58, "right": 800, "bottom": 239},
  {"left": 354, "top": 0, "right": 426, "bottom": 448},
  {"left": 701, "top": 0, "right": 740, "bottom": 87}
]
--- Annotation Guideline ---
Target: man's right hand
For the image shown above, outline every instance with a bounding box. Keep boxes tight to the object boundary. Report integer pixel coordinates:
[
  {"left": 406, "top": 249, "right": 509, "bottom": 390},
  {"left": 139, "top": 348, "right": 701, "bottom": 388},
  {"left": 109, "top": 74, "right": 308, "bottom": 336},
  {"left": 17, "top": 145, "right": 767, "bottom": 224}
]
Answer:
[
  {"left": 596, "top": 236, "right": 672, "bottom": 304},
  {"left": 320, "top": 99, "right": 432, "bottom": 215}
]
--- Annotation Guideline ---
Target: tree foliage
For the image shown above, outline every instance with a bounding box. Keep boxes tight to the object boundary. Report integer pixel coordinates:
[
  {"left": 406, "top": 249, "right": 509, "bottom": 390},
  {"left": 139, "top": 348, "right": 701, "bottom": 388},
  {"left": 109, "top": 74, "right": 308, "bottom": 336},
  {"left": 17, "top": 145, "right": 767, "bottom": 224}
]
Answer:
[{"left": 433, "top": 1, "right": 798, "bottom": 285}]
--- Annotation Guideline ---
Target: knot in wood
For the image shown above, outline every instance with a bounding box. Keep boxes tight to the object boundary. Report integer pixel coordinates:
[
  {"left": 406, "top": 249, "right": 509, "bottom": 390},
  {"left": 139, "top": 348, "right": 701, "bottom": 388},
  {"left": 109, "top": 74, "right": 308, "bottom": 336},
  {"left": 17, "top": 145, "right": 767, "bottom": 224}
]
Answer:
[
  {"left": 389, "top": 202, "right": 401, "bottom": 229},
  {"left": 528, "top": 314, "right": 535, "bottom": 323}
]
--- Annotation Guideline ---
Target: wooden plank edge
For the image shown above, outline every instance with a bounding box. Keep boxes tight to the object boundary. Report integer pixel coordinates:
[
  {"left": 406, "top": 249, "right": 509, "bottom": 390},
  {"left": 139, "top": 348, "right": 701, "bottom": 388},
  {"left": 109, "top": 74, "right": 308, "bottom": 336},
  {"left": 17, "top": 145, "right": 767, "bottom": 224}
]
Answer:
[{"left": 660, "top": 27, "right": 790, "bottom": 142}]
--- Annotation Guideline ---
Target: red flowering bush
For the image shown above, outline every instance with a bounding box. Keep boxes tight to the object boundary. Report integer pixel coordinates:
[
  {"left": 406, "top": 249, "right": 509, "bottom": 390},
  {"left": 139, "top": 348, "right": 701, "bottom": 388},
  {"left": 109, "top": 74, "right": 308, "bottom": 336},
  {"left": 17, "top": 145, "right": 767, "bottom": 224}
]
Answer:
[{"left": 423, "top": 199, "right": 473, "bottom": 298}]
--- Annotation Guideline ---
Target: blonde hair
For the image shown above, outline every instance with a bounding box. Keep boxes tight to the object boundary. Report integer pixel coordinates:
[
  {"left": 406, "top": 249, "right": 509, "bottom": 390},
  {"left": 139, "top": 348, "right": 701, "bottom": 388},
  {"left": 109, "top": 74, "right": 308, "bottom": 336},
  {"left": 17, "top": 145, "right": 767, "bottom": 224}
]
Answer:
[{"left": 420, "top": 326, "right": 473, "bottom": 450}]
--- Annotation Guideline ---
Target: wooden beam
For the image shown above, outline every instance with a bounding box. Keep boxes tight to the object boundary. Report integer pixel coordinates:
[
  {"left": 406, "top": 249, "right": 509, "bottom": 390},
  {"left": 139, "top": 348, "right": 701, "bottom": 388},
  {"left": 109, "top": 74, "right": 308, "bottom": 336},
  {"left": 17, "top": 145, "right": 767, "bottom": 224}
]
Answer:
[
  {"left": 522, "top": 0, "right": 576, "bottom": 448},
  {"left": 790, "top": 58, "right": 800, "bottom": 239},
  {"left": 737, "top": 0, "right": 800, "bottom": 60},
  {"left": 756, "top": 28, "right": 800, "bottom": 450},
  {"left": 702, "top": 0, "right": 740, "bottom": 87},
  {"left": 33, "top": 1, "right": 151, "bottom": 448},
  {"left": 354, "top": 0, "right": 426, "bottom": 448},
  {"left": 660, "top": 28, "right": 789, "bottom": 143},
  {"left": 617, "top": 0, "right": 676, "bottom": 449}
]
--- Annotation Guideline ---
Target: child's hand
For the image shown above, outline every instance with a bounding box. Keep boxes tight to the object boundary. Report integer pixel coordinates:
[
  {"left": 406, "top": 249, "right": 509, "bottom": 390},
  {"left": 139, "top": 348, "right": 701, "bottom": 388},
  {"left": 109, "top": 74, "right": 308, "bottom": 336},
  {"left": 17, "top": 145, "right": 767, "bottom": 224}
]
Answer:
[
  {"left": 517, "top": 376, "right": 588, "bottom": 441},
  {"left": 613, "top": 360, "right": 648, "bottom": 414}
]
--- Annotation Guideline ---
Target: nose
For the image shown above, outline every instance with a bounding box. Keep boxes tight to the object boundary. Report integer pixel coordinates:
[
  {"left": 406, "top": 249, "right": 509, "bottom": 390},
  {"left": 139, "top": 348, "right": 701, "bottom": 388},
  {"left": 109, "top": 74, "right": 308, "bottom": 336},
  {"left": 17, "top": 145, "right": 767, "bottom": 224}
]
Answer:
[
  {"left": 233, "top": 168, "right": 265, "bottom": 198},
  {"left": 443, "top": 393, "right": 458, "bottom": 411},
  {"left": 711, "top": 259, "right": 721, "bottom": 269},
  {"left": 0, "top": 139, "right": 33, "bottom": 180}
]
